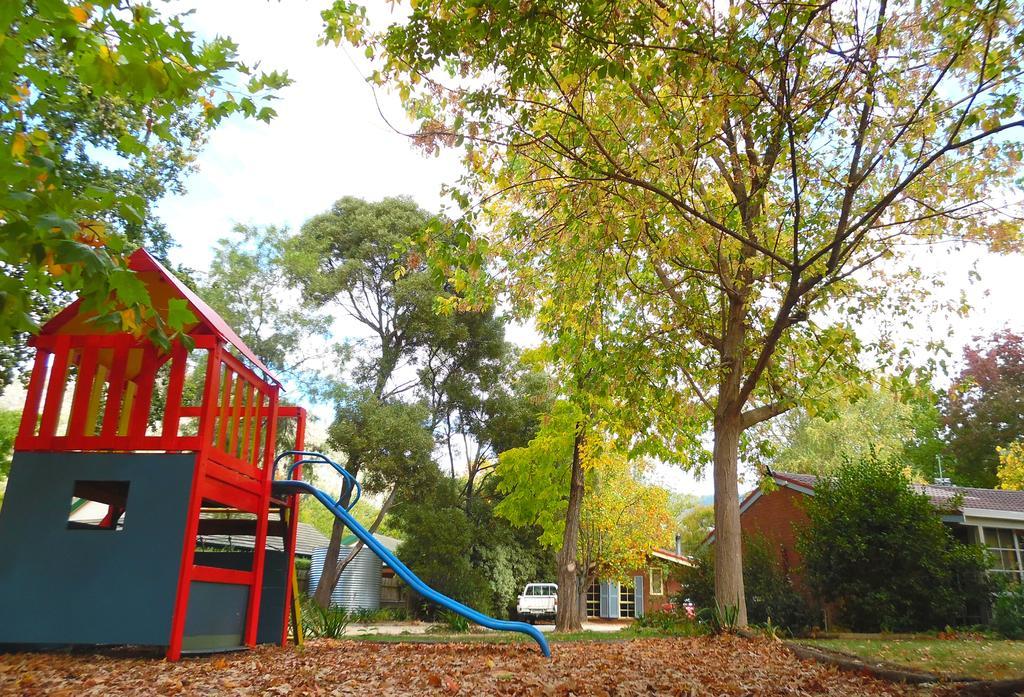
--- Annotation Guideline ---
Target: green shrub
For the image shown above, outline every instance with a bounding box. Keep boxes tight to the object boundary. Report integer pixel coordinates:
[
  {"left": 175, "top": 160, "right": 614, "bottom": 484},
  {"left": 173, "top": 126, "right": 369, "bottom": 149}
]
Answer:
[
  {"left": 382, "top": 606, "right": 410, "bottom": 621},
  {"left": 633, "top": 609, "right": 706, "bottom": 636},
  {"left": 678, "top": 533, "right": 813, "bottom": 633},
  {"left": 429, "top": 610, "right": 471, "bottom": 634},
  {"left": 799, "top": 456, "right": 991, "bottom": 632},
  {"left": 992, "top": 584, "right": 1024, "bottom": 639},
  {"left": 696, "top": 603, "right": 742, "bottom": 633},
  {"left": 301, "top": 598, "right": 351, "bottom": 639},
  {"left": 391, "top": 476, "right": 495, "bottom": 618},
  {"left": 348, "top": 607, "right": 411, "bottom": 623}
]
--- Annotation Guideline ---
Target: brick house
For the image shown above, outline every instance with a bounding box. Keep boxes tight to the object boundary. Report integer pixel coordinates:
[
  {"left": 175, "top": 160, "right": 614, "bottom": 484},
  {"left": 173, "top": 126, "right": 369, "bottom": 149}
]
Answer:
[
  {"left": 709, "top": 469, "right": 1024, "bottom": 593},
  {"left": 585, "top": 546, "right": 693, "bottom": 620}
]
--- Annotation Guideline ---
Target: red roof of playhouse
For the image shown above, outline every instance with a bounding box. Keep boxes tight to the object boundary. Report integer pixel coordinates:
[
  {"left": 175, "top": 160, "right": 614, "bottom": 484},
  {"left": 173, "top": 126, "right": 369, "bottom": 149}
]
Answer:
[{"left": 39, "top": 248, "right": 279, "bottom": 385}]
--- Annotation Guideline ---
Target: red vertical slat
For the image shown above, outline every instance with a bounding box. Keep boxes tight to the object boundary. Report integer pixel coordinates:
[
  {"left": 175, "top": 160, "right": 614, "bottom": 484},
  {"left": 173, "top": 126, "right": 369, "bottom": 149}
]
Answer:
[
  {"left": 66, "top": 344, "right": 99, "bottom": 442},
  {"left": 259, "top": 386, "right": 280, "bottom": 475},
  {"left": 16, "top": 349, "right": 51, "bottom": 447},
  {"left": 162, "top": 342, "right": 188, "bottom": 447},
  {"left": 128, "top": 345, "right": 158, "bottom": 443},
  {"left": 250, "top": 390, "right": 265, "bottom": 470},
  {"left": 38, "top": 335, "right": 71, "bottom": 445},
  {"left": 228, "top": 376, "right": 245, "bottom": 458},
  {"left": 240, "top": 382, "right": 255, "bottom": 465},
  {"left": 216, "top": 364, "right": 233, "bottom": 450},
  {"left": 100, "top": 339, "right": 129, "bottom": 439}
]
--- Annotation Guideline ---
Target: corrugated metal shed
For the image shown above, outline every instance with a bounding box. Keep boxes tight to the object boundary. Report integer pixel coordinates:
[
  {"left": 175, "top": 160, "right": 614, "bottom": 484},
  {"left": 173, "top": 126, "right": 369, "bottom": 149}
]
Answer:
[{"left": 308, "top": 546, "right": 382, "bottom": 610}]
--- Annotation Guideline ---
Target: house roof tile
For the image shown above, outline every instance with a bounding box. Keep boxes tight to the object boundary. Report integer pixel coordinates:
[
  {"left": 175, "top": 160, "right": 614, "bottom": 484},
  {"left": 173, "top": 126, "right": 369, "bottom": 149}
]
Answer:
[{"left": 771, "top": 470, "right": 1024, "bottom": 514}]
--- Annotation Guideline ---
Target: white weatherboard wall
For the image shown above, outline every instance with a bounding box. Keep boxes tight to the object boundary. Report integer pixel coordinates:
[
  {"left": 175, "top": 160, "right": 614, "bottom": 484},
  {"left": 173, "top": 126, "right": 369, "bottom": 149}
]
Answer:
[{"left": 309, "top": 546, "right": 382, "bottom": 610}]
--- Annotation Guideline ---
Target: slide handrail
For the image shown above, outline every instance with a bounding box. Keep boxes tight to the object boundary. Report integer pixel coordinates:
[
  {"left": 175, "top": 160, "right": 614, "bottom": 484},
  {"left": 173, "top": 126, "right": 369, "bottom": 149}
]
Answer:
[
  {"left": 272, "top": 477, "right": 551, "bottom": 657},
  {"left": 272, "top": 450, "right": 361, "bottom": 511}
]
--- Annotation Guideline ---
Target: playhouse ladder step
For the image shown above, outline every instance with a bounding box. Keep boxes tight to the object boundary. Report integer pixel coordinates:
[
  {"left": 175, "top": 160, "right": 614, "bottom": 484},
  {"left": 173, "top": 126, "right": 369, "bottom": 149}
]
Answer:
[{"left": 180, "top": 645, "right": 252, "bottom": 657}]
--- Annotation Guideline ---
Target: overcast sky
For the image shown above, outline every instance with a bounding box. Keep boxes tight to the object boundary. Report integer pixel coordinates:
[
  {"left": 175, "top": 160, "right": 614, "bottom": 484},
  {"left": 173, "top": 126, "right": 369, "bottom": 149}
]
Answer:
[{"left": 154, "top": 1, "right": 1024, "bottom": 497}]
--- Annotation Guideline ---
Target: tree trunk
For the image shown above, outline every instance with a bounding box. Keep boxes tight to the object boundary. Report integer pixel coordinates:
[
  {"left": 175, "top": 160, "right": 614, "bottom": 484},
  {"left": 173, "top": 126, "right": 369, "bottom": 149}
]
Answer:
[
  {"left": 321, "top": 486, "right": 397, "bottom": 591},
  {"left": 713, "top": 408, "right": 747, "bottom": 627},
  {"left": 313, "top": 459, "right": 361, "bottom": 608},
  {"left": 555, "top": 425, "right": 585, "bottom": 632}
]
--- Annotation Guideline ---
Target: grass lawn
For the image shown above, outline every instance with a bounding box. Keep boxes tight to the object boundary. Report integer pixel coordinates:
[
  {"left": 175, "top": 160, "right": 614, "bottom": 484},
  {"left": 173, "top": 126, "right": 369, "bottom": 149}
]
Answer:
[{"left": 799, "top": 638, "right": 1024, "bottom": 680}]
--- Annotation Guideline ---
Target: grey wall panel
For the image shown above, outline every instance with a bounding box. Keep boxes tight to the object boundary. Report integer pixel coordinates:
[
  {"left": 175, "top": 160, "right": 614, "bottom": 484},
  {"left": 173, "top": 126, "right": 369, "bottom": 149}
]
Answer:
[
  {"left": 182, "top": 581, "right": 248, "bottom": 651},
  {"left": 0, "top": 451, "right": 196, "bottom": 646},
  {"left": 192, "top": 550, "right": 287, "bottom": 645}
]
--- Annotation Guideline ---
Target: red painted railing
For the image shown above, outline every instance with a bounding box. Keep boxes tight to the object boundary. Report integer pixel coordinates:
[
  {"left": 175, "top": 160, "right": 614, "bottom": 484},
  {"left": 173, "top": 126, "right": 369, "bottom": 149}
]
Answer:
[{"left": 15, "top": 334, "right": 279, "bottom": 489}]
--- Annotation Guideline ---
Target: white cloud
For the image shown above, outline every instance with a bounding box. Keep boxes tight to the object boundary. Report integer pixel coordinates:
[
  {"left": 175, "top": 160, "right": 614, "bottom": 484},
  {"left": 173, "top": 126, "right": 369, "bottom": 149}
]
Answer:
[{"left": 158, "top": 1, "right": 462, "bottom": 271}]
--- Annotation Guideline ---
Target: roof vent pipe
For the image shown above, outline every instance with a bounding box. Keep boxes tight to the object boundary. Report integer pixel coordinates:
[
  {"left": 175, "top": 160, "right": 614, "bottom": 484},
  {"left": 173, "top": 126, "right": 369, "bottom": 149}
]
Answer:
[
  {"left": 934, "top": 455, "right": 952, "bottom": 486},
  {"left": 675, "top": 532, "right": 682, "bottom": 556}
]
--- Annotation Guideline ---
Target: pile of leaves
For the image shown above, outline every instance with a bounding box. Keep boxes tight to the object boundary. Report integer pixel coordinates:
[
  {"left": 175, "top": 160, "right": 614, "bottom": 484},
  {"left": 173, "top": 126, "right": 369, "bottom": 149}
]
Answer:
[{"left": 0, "top": 635, "right": 958, "bottom": 695}]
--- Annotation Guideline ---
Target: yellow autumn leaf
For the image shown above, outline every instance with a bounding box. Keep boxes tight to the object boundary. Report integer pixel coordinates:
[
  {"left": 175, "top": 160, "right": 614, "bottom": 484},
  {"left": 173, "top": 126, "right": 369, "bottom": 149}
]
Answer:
[
  {"left": 69, "top": 5, "right": 91, "bottom": 23},
  {"left": 120, "top": 309, "right": 142, "bottom": 335},
  {"left": 76, "top": 220, "right": 108, "bottom": 248},
  {"left": 44, "top": 252, "right": 68, "bottom": 277},
  {"left": 10, "top": 132, "right": 27, "bottom": 159}
]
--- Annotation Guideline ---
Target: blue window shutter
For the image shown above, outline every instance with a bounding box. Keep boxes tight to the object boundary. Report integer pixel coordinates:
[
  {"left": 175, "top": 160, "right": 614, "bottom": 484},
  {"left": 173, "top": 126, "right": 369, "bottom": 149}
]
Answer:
[
  {"left": 599, "top": 581, "right": 610, "bottom": 618},
  {"left": 608, "top": 581, "right": 620, "bottom": 618},
  {"left": 634, "top": 575, "right": 645, "bottom": 618}
]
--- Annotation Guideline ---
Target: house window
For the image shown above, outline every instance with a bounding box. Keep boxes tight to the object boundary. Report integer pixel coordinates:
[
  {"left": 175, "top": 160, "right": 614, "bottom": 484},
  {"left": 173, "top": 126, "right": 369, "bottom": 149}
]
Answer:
[
  {"left": 68, "top": 480, "right": 129, "bottom": 530},
  {"left": 619, "top": 584, "right": 636, "bottom": 618},
  {"left": 649, "top": 567, "right": 664, "bottom": 596},
  {"left": 983, "top": 527, "right": 1024, "bottom": 582},
  {"left": 586, "top": 582, "right": 600, "bottom": 618}
]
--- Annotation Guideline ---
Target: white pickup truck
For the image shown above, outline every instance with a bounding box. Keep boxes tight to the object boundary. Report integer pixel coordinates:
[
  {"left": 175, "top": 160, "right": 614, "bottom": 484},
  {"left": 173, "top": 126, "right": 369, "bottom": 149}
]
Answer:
[{"left": 516, "top": 583, "right": 558, "bottom": 623}]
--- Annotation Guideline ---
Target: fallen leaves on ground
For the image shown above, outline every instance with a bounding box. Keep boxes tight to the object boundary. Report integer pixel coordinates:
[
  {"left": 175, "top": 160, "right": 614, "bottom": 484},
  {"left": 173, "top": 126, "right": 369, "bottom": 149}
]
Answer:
[{"left": 0, "top": 635, "right": 959, "bottom": 696}]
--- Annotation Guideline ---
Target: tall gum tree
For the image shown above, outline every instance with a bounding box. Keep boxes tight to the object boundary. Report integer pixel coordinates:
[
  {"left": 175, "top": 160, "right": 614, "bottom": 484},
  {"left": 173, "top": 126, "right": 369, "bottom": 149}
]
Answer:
[
  {"left": 325, "top": 0, "right": 1024, "bottom": 624},
  {"left": 285, "top": 196, "right": 517, "bottom": 607}
]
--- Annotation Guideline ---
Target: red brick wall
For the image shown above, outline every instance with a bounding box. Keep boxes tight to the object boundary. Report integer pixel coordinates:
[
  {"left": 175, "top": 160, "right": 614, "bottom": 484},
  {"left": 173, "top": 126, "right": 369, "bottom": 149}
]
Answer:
[{"left": 740, "top": 486, "right": 811, "bottom": 589}]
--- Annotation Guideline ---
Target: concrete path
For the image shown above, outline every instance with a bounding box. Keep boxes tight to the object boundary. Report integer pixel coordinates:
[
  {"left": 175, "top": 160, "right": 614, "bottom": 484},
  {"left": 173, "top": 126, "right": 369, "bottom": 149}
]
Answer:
[{"left": 343, "top": 619, "right": 633, "bottom": 635}]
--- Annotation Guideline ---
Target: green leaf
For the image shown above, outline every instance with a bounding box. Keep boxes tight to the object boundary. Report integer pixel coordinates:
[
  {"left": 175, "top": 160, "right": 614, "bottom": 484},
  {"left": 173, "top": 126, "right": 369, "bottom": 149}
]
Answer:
[
  {"left": 166, "top": 297, "right": 197, "bottom": 332},
  {"left": 107, "top": 267, "right": 150, "bottom": 306}
]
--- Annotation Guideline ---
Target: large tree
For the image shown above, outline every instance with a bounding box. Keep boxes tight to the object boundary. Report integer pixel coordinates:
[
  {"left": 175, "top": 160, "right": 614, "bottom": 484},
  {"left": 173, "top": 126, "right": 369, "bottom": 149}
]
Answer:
[
  {"left": 495, "top": 400, "right": 673, "bottom": 630},
  {"left": 285, "top": 196, "right": 515, "bottom": 607},
  {"left": 1, "top": 1, "right": 288, "bottom": 373},
  {"left": 326, "top": 0, "right": 1024, "bottom": 624},
  {"left": 944, "top": 330, "right": 1024, "bottom": 487},
  {"left": 200, "top": 225, "right": 333, "bottom": 397},
  {"left": 769, "top": 384, "right": 942, "bottom": 479}
]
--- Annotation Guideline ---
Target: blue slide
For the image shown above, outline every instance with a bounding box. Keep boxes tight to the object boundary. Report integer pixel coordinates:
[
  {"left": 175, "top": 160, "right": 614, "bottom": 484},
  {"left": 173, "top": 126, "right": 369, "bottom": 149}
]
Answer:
[{"left": 272, "top": 452, "right": 551, "bottom": 657}]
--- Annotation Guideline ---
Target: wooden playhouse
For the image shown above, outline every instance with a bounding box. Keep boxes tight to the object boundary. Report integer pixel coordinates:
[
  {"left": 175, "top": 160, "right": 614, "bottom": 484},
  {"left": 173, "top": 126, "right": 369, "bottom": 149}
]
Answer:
[{"left": 0, "top": 249, "right": 306, "bottom": 659}]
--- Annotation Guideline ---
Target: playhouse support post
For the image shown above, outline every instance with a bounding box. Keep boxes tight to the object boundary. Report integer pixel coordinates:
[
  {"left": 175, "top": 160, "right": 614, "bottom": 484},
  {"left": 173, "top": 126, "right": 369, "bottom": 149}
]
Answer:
[
  {"left": 279, "top": 407, "right": 306, "bottom": 646},
  {"left": 243, "top": 386, "right": 279, "bottom": 647},
  {"left": 166, "top": 344, "right": 222, "bottom": 661}
]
